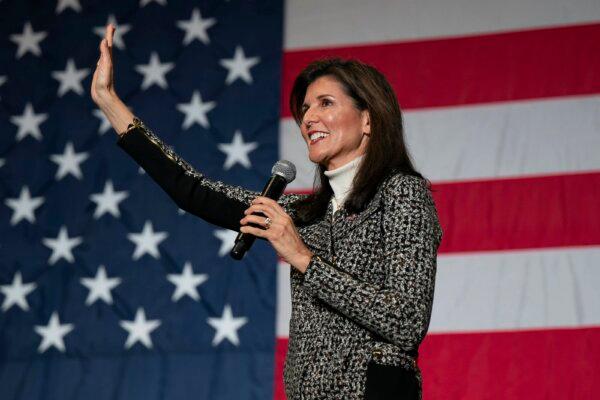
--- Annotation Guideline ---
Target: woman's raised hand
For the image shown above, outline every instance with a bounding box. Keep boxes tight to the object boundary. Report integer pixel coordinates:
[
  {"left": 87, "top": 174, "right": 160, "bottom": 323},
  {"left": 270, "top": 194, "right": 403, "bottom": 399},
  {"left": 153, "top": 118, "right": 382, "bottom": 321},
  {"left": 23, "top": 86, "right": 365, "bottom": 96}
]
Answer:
[
  {"left": 91, "top": 24, "right": 116, "bottom": 106},
  {"left": 89, "top": 23, "right": 134, "bottom": 135}
]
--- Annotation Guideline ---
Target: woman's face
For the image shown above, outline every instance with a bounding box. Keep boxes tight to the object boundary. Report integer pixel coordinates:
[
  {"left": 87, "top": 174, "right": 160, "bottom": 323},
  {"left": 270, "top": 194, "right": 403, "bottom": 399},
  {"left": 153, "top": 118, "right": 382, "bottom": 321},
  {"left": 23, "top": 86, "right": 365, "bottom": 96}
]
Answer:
[{"left": 300, "top": 75, "right": 370, "bottom": 170}]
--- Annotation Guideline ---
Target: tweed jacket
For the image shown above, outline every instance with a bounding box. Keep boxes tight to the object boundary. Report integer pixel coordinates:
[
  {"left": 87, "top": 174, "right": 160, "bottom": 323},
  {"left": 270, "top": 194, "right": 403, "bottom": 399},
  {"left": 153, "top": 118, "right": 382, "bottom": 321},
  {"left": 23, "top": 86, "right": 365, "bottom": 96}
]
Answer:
[{"left": 116, "top": 118, "right": 443, "bottom": 400}]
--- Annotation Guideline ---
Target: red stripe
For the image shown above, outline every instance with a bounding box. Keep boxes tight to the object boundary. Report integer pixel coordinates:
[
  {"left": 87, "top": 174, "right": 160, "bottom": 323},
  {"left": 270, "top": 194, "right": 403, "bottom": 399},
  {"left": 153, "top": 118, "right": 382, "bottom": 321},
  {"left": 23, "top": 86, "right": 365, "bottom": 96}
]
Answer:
[
  {"left": 274, "top": 337, "right": 288, "bottom": 400},
  {"left": 285, "top": 171, "right": 600, "bottom": 253},
  {"left": 431, "top": 171, "right": 600, "bottom": 253},
  {"left": 420, "top": 326, "right": 600, "bottom": 399},
  {"left": 281, "top": 23, "right": 600, "bottom": 117},
  {"left": 274, "top": 326, "right": 600, "bottom": 399}
]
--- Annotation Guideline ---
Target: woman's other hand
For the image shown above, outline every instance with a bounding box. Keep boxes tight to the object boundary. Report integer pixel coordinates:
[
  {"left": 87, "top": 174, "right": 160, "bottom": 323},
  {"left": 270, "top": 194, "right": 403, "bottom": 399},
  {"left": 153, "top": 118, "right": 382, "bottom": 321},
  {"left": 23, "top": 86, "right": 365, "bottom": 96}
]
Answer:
[
  {"left": 91, "top": 24, "right": 116, "bottom": 106},
  {"left": 240, "top": 197, "right": 313, "bottom": 273}
]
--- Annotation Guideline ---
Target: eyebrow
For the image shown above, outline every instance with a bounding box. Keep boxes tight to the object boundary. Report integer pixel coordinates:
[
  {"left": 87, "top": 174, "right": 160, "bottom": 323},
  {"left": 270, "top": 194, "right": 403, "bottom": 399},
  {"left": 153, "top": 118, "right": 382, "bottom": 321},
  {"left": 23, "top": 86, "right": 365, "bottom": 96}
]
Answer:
[{"left": 302, "top": 94, "right": 334, "bottom": 109}]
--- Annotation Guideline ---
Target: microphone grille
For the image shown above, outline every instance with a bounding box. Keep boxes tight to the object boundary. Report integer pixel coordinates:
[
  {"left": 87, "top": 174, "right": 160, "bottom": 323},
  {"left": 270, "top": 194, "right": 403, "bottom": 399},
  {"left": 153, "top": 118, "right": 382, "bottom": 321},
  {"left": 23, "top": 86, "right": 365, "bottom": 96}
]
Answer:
[{"left": 272, "top": 160, "right": 296, "bottom": 183}]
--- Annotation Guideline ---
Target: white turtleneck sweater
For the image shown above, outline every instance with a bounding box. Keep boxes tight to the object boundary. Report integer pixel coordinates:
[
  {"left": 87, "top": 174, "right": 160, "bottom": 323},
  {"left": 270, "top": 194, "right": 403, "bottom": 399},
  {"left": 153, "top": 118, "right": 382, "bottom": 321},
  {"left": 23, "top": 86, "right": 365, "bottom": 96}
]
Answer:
[{"left": 323, "top": 155, "right": 364, "bottom": 214}]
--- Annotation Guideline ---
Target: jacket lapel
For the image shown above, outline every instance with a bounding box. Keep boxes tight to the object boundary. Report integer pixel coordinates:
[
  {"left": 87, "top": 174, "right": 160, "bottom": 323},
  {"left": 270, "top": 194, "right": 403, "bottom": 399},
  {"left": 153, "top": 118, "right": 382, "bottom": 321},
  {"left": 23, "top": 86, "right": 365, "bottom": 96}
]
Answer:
[{"left": 298, "top": 184, "right": 385, "bottom": 251}]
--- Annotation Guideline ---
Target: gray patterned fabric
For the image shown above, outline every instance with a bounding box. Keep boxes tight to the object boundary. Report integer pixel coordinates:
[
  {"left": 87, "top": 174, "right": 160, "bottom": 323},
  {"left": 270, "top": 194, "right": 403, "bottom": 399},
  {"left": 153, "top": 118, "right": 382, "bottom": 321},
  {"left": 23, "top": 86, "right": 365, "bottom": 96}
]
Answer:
[
  {"left": 285, "top": 173, "right": 442, "bottom": 400},
  {"left": 117, "top": 119, "right": 443, "bottom": 400}
]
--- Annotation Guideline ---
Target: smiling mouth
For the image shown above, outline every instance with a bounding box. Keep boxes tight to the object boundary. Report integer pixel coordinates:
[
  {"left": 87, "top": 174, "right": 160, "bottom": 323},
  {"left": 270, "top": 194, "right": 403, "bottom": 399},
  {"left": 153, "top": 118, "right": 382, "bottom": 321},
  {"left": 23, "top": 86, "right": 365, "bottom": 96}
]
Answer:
[{"left": 309, "top": 131, "right": 329, "bottom": 145}]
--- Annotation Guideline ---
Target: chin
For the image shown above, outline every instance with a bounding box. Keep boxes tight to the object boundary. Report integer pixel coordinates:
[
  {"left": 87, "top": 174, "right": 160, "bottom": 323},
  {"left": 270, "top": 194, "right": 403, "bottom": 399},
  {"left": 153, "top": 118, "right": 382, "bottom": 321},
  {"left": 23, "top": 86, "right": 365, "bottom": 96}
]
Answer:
[{"left": 308, "top": 151, "right": 326, "bottom": 165}]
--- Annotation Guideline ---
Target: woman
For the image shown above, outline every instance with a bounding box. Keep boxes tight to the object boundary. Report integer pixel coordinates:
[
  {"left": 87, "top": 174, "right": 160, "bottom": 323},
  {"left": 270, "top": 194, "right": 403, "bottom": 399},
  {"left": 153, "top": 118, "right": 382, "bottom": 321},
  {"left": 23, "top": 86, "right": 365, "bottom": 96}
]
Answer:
[{"left": 92, "top": 24, "right": 443, "bottom": 400}]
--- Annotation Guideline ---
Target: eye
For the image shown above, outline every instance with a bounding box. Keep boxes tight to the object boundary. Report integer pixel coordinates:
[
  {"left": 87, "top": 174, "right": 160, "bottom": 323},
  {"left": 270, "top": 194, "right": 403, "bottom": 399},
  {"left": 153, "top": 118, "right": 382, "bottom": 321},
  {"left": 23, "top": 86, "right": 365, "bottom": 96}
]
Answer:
[{"left": 321, "top": 98, "right": 332, "bottom": 107}]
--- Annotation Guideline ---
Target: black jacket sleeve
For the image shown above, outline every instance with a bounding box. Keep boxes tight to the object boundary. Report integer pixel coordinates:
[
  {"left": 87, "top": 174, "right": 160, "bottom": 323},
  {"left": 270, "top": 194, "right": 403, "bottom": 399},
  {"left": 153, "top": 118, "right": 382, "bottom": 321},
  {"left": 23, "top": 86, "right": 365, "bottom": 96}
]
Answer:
[{"left": 116, "top": 117, "right": 300, "bottom": 232}]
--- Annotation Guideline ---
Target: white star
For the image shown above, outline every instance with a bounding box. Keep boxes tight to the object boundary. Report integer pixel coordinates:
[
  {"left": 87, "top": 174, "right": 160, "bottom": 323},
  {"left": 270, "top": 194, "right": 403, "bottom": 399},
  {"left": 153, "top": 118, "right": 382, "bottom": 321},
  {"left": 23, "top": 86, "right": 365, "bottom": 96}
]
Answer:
[
  {"left": 1, "top": 271, "right": 36, "bottom": 312},
  {"left": 49, "top": 142, "right": 89, "bottom": 180},
  {"left": 219, "top": 46, "right": 260, "bottom": 85},
  {"left": 135, "top": 52, "right": 175, "bottom": 90},
  {"left": 80, "top": 265, "right": 121, "bottom": 306},
  {"left": 214, "top": 229, "right": 237, "bottom": 257},
  {"left": 4, "top": 186, "right": 45, "bottom": 225},
  {"left": 93, "top": 109, "right": 112, "bottom": 135},
  {"left": 177, "top": 207, "right": 185, "bottom": 215},
  {"left": 127, "top": 220, "right": 168, "bottom": 260},
  {"left": 51, "top": 58, "right": 90, "bottom": 97},
  {"left": 167, "top": 261, "right": 208, "bottom": 302},
  {"left": 93, "top": 15, "right": 131, "bottom": 50},
  {"left": 177, "top": 8, "right": 216, "bottom": 46},
  {"left": 207, "top": 304, "right": 248, "bottom": 346},
  {"left": 120, "top": 308, "right": 161, "bottom": 349},
  {"left": 9, "top": 21, "right": 47, "bottom": 58},
  {"left": 140, "top": 0, "right": 167, "bottom": 6},
  {"left": 34, "top": 312, "right": 74, "bottom": 353},
  {"left": 10, "top": 102, "right": 48, "bottom": 141},
  {"left": 218, "top": 130, "right": 258, "bottom": 170},
  {"left": 90, "top": 180, "right": 129, "bottom": 219},
  {"left": 56, "top": 0, "right": 81, "bottom": 14},
  {"left": 176, "top": 91, "right": 216, "bottom": 130},
  {"left": 42, "top": 226, "right": 83, "bottom": 265}
]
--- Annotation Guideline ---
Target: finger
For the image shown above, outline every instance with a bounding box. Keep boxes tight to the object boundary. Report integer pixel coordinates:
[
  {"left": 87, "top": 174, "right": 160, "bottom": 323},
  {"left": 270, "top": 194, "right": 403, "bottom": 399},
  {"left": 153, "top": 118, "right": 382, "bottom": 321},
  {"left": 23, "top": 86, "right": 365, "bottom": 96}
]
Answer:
[
  {"left": 252, "top": 196, "right": 284, "bottom": 212},
  {"left": 251, "top": 197, "right": 286, "bottom": 216},
  {"left": 105, "top": 24, "right": 114, "bottom": 48},
  {"left": 252, "top": 196, "right": 278, "bottom": 205},
  {"left": 100, "top": 39, "right": 111, "bottom": 64},
  {"left": 240, "top": 225, "right": 269, "bottom": 238},
  {"left": 244, "top": 204, "right": 274, "bottom": 218},
  {"left": 99, "top": 38, "right": 107, "bottom": 57},
  {"left": 241, "top": 214, "right": 273, "bottom": 227}
]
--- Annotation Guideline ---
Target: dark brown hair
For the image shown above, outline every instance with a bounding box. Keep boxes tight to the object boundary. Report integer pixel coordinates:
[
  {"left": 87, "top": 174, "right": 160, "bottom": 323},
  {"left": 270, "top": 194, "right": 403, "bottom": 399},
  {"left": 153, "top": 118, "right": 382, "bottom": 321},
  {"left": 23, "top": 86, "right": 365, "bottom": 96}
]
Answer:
[{"left": 289, "top": 58, "right": 429, "bottom": 224}]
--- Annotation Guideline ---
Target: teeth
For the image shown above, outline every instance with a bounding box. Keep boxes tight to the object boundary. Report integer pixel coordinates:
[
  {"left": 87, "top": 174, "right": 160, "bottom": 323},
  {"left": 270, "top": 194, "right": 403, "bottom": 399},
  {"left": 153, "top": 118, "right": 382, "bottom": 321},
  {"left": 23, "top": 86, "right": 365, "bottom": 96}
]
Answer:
[{"left": 309, "top": 132, "right": 328, "bottom": 141}]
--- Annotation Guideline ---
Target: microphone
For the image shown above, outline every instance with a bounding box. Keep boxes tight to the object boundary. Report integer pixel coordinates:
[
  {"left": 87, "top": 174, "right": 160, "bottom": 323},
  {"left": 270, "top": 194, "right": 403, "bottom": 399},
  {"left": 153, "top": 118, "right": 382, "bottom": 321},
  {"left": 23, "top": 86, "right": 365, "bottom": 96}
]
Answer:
[{"left": 230, "top": 160, "right": 296, "bottom": 260}]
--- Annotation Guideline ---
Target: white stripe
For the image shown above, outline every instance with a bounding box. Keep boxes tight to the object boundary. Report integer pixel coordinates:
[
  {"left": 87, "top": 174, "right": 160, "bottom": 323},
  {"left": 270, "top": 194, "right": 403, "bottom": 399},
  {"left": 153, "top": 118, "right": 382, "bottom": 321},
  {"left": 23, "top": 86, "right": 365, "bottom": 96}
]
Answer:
[
  {"left": 280, "top": 95, "right": 600, "bottom": 188},
  {"left": 276, "top": 246, "right": 600, "bottom": 336},
  {"left": 276, "top": 263, "right": 293, "bottom": 337},
  {"left": 285, "top": 0, "right": 600, "bottom": 49},
  {"left": 429, "top": 246, "right": 600, "bottom": 333}
]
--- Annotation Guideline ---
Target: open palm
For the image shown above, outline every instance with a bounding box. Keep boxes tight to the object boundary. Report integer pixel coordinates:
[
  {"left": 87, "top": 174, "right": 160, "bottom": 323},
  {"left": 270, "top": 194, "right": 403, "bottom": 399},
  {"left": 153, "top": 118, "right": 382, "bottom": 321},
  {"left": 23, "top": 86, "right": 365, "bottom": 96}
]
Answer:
[{"left": 91, "top": 24, "right": 116, "bottom": 105}]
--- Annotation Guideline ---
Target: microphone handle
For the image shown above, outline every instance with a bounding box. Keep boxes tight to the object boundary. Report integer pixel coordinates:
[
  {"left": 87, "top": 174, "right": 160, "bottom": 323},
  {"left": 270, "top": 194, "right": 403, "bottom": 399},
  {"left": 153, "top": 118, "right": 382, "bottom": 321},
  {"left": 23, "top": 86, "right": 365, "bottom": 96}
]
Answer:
[{"left": 230, "top": 175, "right": 288, "bottom": 260}]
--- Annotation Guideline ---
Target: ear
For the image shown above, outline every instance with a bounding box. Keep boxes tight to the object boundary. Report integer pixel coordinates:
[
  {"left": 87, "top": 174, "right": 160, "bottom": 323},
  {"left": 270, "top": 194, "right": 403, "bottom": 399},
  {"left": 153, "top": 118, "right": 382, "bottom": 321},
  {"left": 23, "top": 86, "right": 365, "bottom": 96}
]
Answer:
[{"left": 361, "top": 110, "right": 371, "bottom": 136}]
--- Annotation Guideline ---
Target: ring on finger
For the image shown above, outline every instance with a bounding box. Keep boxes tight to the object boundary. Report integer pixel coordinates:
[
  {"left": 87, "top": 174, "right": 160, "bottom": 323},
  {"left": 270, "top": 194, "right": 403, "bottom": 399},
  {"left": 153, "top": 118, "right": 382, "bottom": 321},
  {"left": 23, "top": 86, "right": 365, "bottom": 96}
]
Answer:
[{"left": 264, "top": 217, "right": 272, "bottom": 229}]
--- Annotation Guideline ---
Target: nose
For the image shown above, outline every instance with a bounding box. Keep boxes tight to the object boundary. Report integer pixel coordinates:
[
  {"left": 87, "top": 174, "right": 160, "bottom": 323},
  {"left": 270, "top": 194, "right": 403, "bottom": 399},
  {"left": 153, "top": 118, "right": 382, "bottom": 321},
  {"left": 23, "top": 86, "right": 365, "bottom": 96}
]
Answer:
[{"left": 302, "top": 106, "right": 318, "bottom": 130}]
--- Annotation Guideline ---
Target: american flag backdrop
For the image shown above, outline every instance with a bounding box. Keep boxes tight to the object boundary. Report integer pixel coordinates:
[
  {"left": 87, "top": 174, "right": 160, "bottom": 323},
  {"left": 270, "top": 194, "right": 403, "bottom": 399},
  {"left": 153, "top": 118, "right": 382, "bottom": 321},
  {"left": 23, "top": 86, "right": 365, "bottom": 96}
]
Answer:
[
  {"left": 1, "top": 0, "right": 283, "bottom": 399},
  {"left": 275, "top": 1, "right": 600, "bottom": 399},
  {"left": 0, "top": 1, "right": 599, "bottom": 400}
]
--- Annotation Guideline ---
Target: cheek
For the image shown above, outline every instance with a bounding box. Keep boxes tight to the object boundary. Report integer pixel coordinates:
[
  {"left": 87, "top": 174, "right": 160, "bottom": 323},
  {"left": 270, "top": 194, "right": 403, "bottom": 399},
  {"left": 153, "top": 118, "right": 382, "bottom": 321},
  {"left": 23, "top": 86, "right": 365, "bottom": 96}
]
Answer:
[
  {"left": 334, "top": 114, "right": 363, "bottom": 141},
  {"left": 322, "top": 112, "right": 337, "bottom": 126}
]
